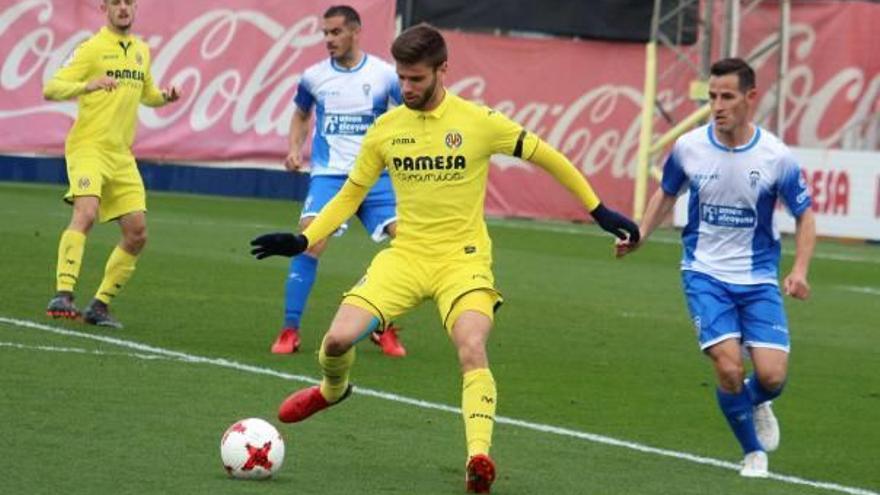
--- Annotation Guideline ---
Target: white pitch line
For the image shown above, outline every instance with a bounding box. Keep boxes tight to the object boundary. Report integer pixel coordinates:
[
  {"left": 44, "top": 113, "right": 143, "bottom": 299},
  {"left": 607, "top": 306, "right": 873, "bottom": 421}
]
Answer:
[
  {"left": 836, "top": 285, "right": 880, "bottom": 296},
  {"left": 1, "top": 316, "right": 877, "bottom": 495},
  {"left": 0, "top": 341, "right": 175, "bottom": 361}
]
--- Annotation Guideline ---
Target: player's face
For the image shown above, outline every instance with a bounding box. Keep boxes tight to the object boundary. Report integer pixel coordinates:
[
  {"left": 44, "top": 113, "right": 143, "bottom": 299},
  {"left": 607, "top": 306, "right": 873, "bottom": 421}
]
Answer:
[
  {"left": 708, "top": 74, "right": 756, "bottom": 133},
  {"left": 101, "top": 0, "right": 137, "bottom": 33},
  {"left": 397, "top": 61, "right": 447, "bottom": 110},
  {"left": 322, "top": 15, "right": 360, "bottom": 61}
]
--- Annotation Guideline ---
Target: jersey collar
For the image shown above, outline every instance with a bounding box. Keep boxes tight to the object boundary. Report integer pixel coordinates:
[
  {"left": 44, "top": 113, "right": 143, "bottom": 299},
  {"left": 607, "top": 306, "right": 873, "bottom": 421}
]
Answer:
[
  {"left": 707, "top": 123, "right": 761, "bottom": 153},
  {"left": 418, "top": 90, "right": 451, "bottom": 119},
  {"left": 99, "top": 26, "right": 133, "bottom": 42},
  {"left": 330, "top": 53, "right": 368, "bottom": 73}
]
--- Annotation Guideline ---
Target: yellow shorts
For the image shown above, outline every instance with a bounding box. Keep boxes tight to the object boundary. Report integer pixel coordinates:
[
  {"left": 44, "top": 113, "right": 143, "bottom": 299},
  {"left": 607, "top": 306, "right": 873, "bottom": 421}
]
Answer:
[
  {"left": 64, "top": 148, "right": 146, "bottom": 223},
  {"left": 343, "top": 247, "right": 503, "bottom": 332}
]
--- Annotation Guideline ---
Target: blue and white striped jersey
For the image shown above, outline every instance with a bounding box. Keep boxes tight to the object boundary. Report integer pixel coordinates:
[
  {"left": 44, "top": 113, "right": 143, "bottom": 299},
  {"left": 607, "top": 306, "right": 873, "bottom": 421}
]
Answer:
[
  {"left": 294, "top": 54, "right": 401, "bottom": 176},
  {"left": 661, "top": 124, "right": 812, "bottom": 285}
]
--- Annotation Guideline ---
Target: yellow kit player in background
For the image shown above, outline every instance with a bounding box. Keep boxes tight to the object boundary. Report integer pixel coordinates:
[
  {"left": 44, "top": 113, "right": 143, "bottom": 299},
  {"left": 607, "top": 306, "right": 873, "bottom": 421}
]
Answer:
[
  {"left": 251, "top": 25, "right": 639, "bottom": 493},
  {"left": 43, "top": 0, "right": 180, "bottom": 328}
]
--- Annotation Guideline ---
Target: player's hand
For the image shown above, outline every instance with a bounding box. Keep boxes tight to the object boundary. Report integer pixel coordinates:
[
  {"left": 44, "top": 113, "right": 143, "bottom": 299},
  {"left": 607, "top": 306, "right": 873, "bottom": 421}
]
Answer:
[
  {"left": 162, "top": 86, "right": 181, "bottom": 103},
  {"left": 284, "top": 150, "right": 305, "bottom": 172},
  {"left": 783, "top": 271, "right": 810, "bottom": 300},
  {"left": 250, "top": 232, "right": 308, "bottom": 259},
  {"left": 590, "top": 204, "right": 641, "bottom": 244},
  {"left": 615, "top": 237, "right": 641, "bottom": 258},
  {"left": 85, "top": 76, "right": 117, "bottom": 93}
]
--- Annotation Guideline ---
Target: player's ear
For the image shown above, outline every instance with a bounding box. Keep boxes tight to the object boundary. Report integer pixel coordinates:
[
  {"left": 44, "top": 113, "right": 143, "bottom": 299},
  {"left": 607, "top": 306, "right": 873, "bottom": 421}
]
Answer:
[{"left": 436, "top": 61, "right": 448, "bottom": 76}]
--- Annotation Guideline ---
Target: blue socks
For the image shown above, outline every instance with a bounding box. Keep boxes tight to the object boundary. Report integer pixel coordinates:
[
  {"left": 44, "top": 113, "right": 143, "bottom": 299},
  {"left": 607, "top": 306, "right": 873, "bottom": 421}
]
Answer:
[
  {"left": 283, "top": 254, "right": 318, "bottom": 329},
  {"left": 716, "top": 387, "right": 763, "bottom": 454},
  {"left": 744, "top": 373, "right": 784, "bottom": 405}
]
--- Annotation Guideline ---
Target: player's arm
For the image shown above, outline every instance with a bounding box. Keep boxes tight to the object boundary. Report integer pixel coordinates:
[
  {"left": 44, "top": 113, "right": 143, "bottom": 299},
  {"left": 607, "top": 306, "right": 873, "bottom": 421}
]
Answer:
[
  {"left": 285, "top": 107, "right": 311, "bottom": 172},
  {"left": 615, "top": 188, "right": 677, "bottom": 258},
  {"left": 285, "top": 78, "right": 316, "bottom": 171},
  {"left": 778, "top": 155, "right": 815, "bottom": 300},
  {"left": 141, "top": 49, "right": 179, "bottom": 107},
  {"left": 526, "top": 139, "right": 639, "bottom": 242},
  {"left": 44, "top": 43, "right": 115, "bottom": 100},
  {"left": 616, "top": 146, "right": 687, "bottom": 257},
  {"left": 784, "top": 209, "right": 815, "bottom": 300},
  {"left": 250, "top": 128, "right": 384, "bottom": 260}
]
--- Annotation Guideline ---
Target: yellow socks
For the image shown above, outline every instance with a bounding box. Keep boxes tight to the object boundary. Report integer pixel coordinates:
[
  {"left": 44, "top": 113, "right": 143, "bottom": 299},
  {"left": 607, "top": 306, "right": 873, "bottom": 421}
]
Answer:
[
  {"left": 56, "top": 229, "right": 86, "bottom": 293},
  {"left": 462, "top": 368, "right": 497, "bottom": 458},
  {"left": 95, "top": 246, "right": 138, "bottom": 304},
  {"left": 319, "top": 343, "right": 356, "bottom": 402}
]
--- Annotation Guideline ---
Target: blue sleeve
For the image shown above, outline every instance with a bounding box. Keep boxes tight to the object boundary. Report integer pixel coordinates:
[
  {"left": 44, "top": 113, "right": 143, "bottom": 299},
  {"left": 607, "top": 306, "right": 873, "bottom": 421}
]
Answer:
[
  {"left": 293, "top": 80, "right": 314, "bottom": 113},
  {"left": 389, "top": 76, "right": 402, "bottom": 105},
  {"left": 778, "top": 153, "right": 812, "bottom": 217},
  {"left": 660, "top": 147, "right": 688, "bottom": 196}
]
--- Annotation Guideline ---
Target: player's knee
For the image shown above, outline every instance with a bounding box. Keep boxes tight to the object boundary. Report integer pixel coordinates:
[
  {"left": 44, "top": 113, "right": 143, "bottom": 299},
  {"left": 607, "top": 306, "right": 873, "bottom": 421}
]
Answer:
[
  {"left": 456, "top": 339, "right": 487, "bottom": 370},
  {"left": 755, "top": 368, "right": 787, "bottom": 392},
  {"left": 714, "top": 359, "right": 745, "bottom": 391},
  {"left": 322, "top": 333, "right": 353, "bottom": 356},
  {"left": 70, "top": 206, "right": 98, "bottom": 232},
  {"left": 124, "top": 227, "right": 148, "bottom": 252}
]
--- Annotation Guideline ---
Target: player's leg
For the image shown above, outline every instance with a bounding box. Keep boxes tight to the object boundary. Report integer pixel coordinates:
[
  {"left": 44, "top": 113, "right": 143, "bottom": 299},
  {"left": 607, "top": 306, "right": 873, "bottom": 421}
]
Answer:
[
  {"left": 277, "top": 302, "right": 375, "bottom": 422},
  {"left": 84, "top": 155, "right": 146, "bottom": 329},
  {"left": 447, "top": 291, "right": 499, "bottom": 494},
  {"left": 48, "top": 196, "right": 100, "bottom": 318},
  {"left": 684, "top": 271, "right": 765, "bottom": 476},
  {"left": 274, "top": 215, "right": 329, "bottom": 353},
  {"left": 275, "top": 176, "right": 343, "bottom": 353},
  {"left": 278, "top": 247, "right": 422, "bottom": 422},
  {"left": 740, "top": 284, "right": 791, "bottom": 452},
  {"left": 356, "top": 174, "right": 406, "bottom": 357},
  {"left": 48, "top": 151, "right": 104, "bottom": 319}
]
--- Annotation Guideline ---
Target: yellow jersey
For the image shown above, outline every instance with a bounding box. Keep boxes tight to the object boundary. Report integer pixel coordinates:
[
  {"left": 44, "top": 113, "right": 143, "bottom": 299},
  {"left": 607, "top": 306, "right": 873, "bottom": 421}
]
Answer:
[
  {"left": 348, "top": 92, "right": 539, "bottom": 259},
  {"left": 303, "top": 91, "right": 602, "bottom": 260},
  {"left": 44, "top": 26, "right": 166, "bottom": 155}
]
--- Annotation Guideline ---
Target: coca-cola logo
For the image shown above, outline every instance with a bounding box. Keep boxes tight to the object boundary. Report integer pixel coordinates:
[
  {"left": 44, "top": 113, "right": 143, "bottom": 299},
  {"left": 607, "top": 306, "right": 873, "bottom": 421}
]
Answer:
[{"left": 0, "top": 0, "right": 877, "bottom": 168}]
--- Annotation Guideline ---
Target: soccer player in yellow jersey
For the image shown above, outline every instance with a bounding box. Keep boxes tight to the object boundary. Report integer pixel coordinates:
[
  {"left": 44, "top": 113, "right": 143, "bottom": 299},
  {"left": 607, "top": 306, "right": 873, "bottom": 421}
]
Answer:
[
  {"left": 250, "top": 25, "right": 639, "bottom": 493},
  {"left": 43, "top": 0, "right": 180, "bottom": 328}
]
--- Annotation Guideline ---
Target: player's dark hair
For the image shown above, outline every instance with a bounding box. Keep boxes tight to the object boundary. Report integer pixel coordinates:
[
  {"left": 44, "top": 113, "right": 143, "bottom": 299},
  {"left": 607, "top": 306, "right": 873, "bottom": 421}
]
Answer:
[
  {"left": 323, "top": 5, "right": 361, "bottom": 27},
  {"left": 710, "top": 58, "right": 756, "bottom": 93},
  {"left": 391, "top": 24, "right": 447, "bottom": 69}
]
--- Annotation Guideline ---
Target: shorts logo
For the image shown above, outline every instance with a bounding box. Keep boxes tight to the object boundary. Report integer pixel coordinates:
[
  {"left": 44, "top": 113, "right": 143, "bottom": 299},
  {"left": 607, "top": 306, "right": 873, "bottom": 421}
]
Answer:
[
  {"left": 693, "top": 316, "right": 702, "bottom": 337},
  {"left": 77, "top": 177, "right": 91, "bottom": 190},
  {"left": 444, "top": 130, "right": 463, "bottom": 150}
]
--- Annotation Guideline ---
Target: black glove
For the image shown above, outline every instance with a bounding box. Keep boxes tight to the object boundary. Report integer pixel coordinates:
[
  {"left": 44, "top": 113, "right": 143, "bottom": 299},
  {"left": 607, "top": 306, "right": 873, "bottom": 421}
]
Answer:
[
  {"left": 589, "top": 204, "right": 641, "bottom": 243},
  {"left": 250, "top": 232, "right": 308, "bottom": 259}
]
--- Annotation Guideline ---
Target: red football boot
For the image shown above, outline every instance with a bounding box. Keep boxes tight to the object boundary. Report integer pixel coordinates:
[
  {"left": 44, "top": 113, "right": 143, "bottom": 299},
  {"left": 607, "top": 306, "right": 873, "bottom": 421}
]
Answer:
[
  {"left": 271, "top": 327, "right": 300, "bottom": 354},
  {"left": 278, "top": 384, "right": 352, "bottom": 423},
  {"left": 370, "top": 324, "right": 406, "bottom": 357},
  {"left": 466, "top": 454, "right": 496, "bottom": 493}
]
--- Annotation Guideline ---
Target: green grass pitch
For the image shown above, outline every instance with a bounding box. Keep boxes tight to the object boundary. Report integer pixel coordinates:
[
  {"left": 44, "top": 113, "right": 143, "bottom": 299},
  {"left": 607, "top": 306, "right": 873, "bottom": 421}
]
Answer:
[{"left": 1, "top": 182, "right": 878, "bottom": 494}]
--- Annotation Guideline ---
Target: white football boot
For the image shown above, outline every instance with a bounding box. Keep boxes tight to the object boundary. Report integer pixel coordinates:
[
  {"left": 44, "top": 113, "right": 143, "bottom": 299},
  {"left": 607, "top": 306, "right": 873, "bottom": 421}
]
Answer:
[
  {"left": 754, "top": 401, "right": 780, "bottom": 452},
  {"left": 740, "top": 450, "right": 769, "bottom": 478}
]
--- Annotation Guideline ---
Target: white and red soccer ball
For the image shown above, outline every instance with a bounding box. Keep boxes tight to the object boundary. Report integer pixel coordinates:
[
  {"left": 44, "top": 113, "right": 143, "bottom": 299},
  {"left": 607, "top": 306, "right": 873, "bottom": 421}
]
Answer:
[{"left": 220, "top": 417, "right": 285, "bottom": 479}]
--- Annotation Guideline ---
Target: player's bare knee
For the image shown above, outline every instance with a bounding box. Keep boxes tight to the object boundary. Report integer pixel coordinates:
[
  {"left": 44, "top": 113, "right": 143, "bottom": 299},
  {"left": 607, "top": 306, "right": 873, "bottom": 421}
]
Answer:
[
  {"left": 755, "top": 369, "right": 786, "bottom": 392},
  {"left": 123, "top": 227, "right": 147, "bottom": 253},
  {"left": 714, "top": 359, "right": 745, "bottom": 392},
  {"left": 70, "top": 207, "right": 98, "bottom": 233},
  {"left": 322, "top": 333, "right": 352, "bottom": 356}
]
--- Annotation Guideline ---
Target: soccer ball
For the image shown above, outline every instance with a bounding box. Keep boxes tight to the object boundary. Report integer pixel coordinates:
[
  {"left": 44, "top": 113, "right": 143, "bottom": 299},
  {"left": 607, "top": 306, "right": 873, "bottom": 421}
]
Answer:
[{"left": 220, "top": 417, "right": 285, "bottom": 479}]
